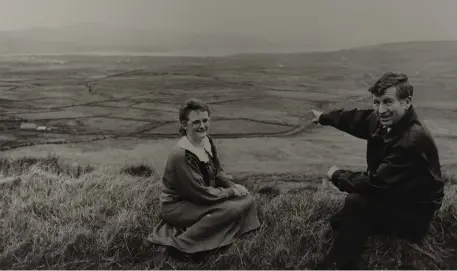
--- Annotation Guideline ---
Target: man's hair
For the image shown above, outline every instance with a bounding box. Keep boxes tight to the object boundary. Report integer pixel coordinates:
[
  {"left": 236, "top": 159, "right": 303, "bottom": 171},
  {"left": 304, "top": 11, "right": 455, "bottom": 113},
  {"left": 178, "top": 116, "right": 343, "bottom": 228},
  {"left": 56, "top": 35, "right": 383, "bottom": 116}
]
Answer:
[
  {"left": 178, "top": 98, "right": 211, "bottom": 135},
  {"left": 368, "top": 72, "right": 413, "bottom": 99}
]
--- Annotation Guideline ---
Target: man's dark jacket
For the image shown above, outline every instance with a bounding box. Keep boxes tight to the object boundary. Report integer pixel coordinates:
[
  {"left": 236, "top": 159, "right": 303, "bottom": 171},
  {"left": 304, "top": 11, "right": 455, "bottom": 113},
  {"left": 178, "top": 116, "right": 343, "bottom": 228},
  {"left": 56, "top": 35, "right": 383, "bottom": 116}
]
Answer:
[{"left": 318, "top": 105, "right": 444, "bottom": 211}]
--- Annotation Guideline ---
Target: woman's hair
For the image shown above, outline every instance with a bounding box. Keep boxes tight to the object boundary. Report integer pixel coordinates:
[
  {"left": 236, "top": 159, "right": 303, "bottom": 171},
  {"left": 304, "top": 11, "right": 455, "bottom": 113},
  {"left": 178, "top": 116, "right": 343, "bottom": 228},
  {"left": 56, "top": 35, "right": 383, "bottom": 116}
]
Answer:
[{"left": 178, "top": 98, "right": 211, "bottom": 135}]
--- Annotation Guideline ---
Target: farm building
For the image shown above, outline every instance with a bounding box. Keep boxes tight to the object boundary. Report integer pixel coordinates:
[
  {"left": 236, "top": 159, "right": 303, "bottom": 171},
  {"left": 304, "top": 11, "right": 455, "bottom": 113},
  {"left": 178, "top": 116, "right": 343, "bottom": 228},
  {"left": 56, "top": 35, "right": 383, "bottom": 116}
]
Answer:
[{"left": 20, "top": 123, "right": 37, "bottom": 130}]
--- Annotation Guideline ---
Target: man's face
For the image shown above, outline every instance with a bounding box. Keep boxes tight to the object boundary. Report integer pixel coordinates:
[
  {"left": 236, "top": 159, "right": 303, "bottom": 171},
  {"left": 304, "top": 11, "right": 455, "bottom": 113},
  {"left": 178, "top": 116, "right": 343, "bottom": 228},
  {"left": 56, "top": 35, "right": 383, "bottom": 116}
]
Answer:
[{"left": 372, "top": 87, "right": 411, "bottom": 127}]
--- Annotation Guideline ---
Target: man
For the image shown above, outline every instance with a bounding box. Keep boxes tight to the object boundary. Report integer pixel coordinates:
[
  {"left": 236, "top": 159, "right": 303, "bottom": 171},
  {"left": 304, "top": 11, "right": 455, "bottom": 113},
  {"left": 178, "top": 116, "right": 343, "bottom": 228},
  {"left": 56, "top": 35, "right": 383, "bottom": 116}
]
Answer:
[{"left": 312, "top": 72, "right": 444, "bottom": 269}]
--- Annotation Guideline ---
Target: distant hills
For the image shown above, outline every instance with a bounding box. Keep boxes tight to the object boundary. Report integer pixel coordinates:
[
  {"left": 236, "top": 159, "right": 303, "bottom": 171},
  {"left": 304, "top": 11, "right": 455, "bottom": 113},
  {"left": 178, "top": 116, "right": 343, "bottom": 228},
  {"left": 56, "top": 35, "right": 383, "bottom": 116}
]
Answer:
[
  {"left": 1, "top": 23, "right": 457, "bottom": 56},
  {"left": 0, "top": 23, "right": 290, "bottom": 55}
]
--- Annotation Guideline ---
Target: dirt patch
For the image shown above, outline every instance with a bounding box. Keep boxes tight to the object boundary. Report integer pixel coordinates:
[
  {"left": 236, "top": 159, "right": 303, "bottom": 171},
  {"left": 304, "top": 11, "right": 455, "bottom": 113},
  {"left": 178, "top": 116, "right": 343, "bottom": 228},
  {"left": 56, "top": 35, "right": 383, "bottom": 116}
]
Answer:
[
  {"left": 211, "top": 103, "right": 302, "bottom": 125},
  {"left": 98, "top": 100, "right": 138, "bottom": 108},
  {"left": 120, "top": 164, "right": 155, "bottom": 177},
  {"left": 78, "top": 117, "right": 149, "bottom": 134},
  {"left": 0, "top": 130, "right": 103, "bottom": 151},
  {"left": 64, "top": 105, "right": 126, "bottom": 115},
  {"left": 145, "top": 119, "right": 293, "bottom": 136},
  {"left": 132, "top": 102, "right": 179, "bottom": 113},
  {"left": 422, "top": 119, "right": 457, "bottom": 138},
  {"left": 14, "top": 97, "right": 77, "bottom": 109},
  {"left": 15, "top": 110, "right": 96, "bottom": 120},
  {"left": 109, "top": 108, "right": 176, "bottom": 122}
]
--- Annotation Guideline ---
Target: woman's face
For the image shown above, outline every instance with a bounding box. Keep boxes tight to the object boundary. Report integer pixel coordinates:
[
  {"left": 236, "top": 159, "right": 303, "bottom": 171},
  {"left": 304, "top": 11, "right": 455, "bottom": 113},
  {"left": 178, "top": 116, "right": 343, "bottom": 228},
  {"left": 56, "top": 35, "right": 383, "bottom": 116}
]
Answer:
[{"left": 182, "top": 110, "right": 210, "bottom": 141}]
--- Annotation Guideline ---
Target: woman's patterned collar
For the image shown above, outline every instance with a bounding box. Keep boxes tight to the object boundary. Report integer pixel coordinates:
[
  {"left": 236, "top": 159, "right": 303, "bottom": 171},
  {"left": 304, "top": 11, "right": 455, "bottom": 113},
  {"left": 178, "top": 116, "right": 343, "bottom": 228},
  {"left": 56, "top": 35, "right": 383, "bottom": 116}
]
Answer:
[{"left": 176, "top": 136, "right": 213, "bottom": 162}]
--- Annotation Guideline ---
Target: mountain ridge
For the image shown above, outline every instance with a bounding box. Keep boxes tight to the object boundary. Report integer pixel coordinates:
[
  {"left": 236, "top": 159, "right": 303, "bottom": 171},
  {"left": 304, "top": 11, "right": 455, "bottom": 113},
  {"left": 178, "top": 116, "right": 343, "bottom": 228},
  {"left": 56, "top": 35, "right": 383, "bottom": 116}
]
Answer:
[{"left": 1, "top": 23, "right": 457, "bottom": 55}]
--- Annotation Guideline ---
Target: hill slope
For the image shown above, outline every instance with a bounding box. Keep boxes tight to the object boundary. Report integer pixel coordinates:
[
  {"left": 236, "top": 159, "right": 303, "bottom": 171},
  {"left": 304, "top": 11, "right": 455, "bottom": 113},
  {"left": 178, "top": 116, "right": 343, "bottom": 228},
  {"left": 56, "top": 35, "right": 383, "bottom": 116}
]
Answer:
[
  {"left": 0, "top": 156, "right": 456, "bottom": 269},
  {"left": 0, "top": 23, "right": 285, "bottom": 55}
]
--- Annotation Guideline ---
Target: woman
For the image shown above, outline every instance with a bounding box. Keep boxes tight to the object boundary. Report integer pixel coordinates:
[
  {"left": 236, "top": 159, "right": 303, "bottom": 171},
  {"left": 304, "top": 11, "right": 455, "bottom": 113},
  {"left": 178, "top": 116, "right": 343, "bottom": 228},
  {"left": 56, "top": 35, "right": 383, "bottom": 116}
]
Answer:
[{"left": 148, "top": 98, "right": 260, "bottom": 254}]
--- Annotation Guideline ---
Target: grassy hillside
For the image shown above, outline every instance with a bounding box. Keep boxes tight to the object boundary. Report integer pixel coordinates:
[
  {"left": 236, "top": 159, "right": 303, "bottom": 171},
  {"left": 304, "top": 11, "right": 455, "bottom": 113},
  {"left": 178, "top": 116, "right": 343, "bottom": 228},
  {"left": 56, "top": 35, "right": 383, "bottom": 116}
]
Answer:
[
  {"left": 2, "top": 41, "right": 457, "bottom": 269},
  {"left": 0, "top": 156, "right": 456, "bottom": 269}
]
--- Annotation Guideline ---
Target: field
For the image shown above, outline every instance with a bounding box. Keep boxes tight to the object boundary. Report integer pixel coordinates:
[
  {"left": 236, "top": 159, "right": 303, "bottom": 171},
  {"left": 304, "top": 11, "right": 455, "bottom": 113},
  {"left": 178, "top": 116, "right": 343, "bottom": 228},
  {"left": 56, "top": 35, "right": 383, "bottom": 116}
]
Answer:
[{"left": 2, "top": 41, "right": 457, "bottom": 269}]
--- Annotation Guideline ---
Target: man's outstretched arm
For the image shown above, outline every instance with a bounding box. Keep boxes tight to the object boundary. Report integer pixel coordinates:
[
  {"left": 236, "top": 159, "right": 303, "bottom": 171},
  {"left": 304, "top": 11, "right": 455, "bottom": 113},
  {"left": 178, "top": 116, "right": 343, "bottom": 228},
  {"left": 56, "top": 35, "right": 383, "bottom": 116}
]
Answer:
[{"left": 312, "top": 108, "right": 375, "bottom": 140}]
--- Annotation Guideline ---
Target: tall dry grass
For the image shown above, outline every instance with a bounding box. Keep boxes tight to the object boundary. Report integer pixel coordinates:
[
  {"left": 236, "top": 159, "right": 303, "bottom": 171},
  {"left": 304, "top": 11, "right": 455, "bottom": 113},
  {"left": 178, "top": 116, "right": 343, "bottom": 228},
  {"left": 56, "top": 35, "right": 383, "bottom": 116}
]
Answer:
[{"left": 0, "top": 156, "right": 456, "bottom": 269}]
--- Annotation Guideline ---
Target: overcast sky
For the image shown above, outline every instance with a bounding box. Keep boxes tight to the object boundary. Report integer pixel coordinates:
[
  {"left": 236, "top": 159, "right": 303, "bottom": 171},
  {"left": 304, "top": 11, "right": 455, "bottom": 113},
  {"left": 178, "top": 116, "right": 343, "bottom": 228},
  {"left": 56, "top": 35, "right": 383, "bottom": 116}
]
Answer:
[{"left": 1, "top": 0, "right": 457, "bottom": 50}]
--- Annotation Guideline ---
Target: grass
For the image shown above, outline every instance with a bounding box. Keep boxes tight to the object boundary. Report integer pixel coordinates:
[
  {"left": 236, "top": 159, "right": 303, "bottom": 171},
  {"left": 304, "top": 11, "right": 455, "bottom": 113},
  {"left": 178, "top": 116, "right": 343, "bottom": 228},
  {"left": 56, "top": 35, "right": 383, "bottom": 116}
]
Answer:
[{"left": 1, "top": 156, "right": 457, "bottom": 269}]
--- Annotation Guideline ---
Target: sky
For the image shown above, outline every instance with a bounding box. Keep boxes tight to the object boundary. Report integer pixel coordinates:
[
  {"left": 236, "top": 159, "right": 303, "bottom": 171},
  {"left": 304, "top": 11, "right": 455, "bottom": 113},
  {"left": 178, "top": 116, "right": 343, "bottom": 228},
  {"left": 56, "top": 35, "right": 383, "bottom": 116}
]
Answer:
[{"left": 1, "top": 0, "right": 457, "bottom": 50}]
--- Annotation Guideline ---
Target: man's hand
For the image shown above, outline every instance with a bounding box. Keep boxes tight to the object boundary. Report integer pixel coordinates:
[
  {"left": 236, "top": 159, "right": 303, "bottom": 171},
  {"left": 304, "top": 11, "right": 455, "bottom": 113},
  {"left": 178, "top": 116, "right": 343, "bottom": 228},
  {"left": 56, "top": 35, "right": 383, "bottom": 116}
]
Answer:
[
  {"left": 234, "top": 183, "right": 250, "bottom": 196},
  {"left": 223, "top": 173, "right": 233, "bottom": 181},
  {"left": 321, "top": 178, "right": 330, "bottom": 189},
  {"left": 321, "top": 177, "right": 338, "bottom": 190},
  {"left": 327, "top": 165, "right": 340, "bottom": 180},
  {"left": 311, "top": 110, "right": 323, "bottom": 124}
]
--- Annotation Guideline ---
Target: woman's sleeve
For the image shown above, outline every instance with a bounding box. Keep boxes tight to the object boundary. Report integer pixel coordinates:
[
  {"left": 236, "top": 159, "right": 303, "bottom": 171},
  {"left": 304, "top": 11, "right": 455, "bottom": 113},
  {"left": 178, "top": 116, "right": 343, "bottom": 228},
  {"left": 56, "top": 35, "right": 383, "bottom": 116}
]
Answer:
[
  {"left": 208, "top": 137, "right": 236, "bottom": 188},
  {"left": 170, "top": 150, "right": 235, "bottom": 205}
]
